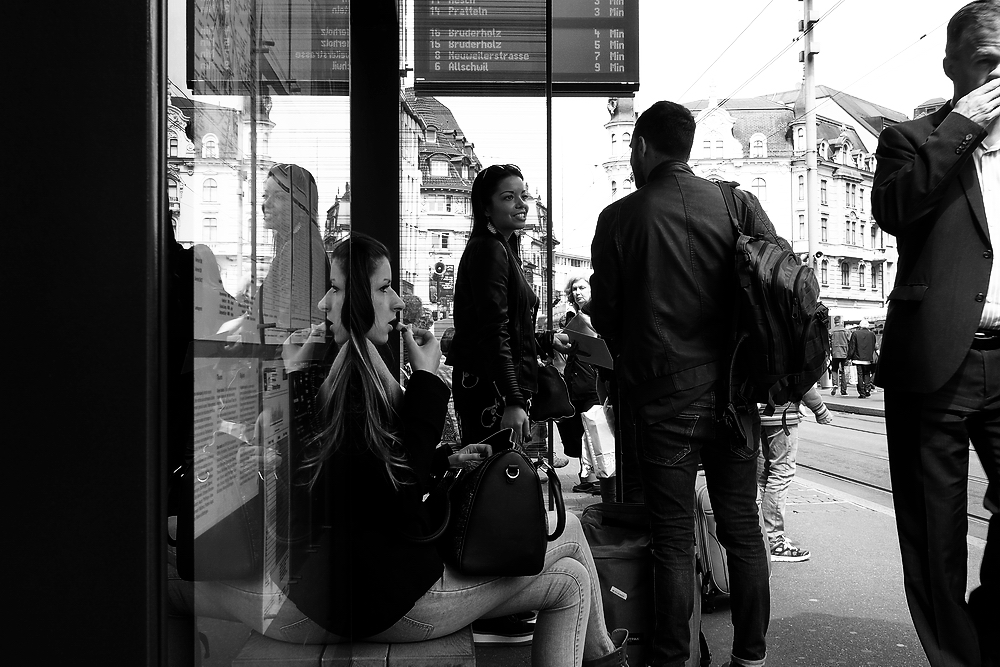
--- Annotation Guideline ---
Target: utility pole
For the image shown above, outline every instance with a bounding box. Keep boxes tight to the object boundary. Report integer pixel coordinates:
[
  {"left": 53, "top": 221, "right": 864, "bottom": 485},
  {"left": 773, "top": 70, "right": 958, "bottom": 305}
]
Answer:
[{"left": 800, "top": 0, "right": 820, "bottom": 269}]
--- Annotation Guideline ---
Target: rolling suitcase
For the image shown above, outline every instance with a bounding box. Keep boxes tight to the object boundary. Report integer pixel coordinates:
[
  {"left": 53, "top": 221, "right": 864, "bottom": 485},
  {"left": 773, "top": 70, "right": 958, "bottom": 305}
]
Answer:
[
  {"left": 694, "top": 469, "right": 771, "bottom": 611},
  {"left": 581, "top": 502, "right": 704, "bottom": 667}
]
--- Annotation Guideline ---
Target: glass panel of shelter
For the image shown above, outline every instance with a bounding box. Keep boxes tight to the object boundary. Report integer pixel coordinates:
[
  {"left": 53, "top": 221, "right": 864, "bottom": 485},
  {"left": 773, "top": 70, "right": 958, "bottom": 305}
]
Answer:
[{"left": 166, "top": 0, "right": 348, "bottom": 660}]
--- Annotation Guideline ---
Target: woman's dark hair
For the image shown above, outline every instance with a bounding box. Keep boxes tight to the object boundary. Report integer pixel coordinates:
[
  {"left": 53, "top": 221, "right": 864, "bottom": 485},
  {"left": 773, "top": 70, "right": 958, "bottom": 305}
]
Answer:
[
  {"left": 301, "top": 232, "right": 409, "bottom": 489},
  {"left": 267, "top": 163, "right": 319, "bottom": 225},
  {"left": 470, "top": 163, "right": 524, "bottom": 235}
]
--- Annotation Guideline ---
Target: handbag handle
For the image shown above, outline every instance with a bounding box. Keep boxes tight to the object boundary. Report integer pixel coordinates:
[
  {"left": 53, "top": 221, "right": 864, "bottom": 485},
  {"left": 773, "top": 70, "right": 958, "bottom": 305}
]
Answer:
[{"left": 535, "top": 459, "right": 566, "bottom": 541}]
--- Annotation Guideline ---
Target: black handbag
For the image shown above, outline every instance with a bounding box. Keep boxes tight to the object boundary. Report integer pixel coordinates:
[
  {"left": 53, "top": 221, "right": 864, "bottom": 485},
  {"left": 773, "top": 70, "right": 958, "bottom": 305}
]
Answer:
[
  {"left": 414, "top": 429, "right": 567, "bottom": 576},
  {"left": 530, "top": 364, "right": 575, "bottom": 421}
]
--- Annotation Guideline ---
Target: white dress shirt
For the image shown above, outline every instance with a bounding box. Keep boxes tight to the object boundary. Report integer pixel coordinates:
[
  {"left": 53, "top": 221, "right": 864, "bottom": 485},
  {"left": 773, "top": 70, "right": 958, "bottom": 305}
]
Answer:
[{"left": 976, "top": 119, "right": 1000, "bottom": 330}]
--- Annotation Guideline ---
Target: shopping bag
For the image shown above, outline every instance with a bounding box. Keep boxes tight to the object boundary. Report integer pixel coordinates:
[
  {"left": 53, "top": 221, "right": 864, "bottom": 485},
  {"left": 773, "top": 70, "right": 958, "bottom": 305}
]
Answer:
[{"left": 581, "top": 402, "right": 616, "bottom": 479}]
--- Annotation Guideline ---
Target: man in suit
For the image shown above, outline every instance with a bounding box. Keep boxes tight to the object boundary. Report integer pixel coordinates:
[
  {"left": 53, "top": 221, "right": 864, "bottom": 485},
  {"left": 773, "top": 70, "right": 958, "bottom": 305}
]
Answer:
[
  {"left": 591, "top": 101, "right": 785, "bottom": 667},
  {"left": 872, "top": 2, "right": 999, "bottom": 665}
]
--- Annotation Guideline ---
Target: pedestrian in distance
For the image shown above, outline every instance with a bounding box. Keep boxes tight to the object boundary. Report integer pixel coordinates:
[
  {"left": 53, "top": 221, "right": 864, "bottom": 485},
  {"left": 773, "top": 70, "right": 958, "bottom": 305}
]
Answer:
[
  {"left": 591, "top": 100, "right": 785, "bottom": 667},
  {"left": 847, "top": 319, "right": 877, "bottom": 398},
  {"left": 757, "top": 385, "right": 833, "bottom": 563},
  {"left": 872, "top": 2, "right": 1000, "bottom": 665},
  {"left": 829, "top": 316, "right": 850, "bottom": 396},
  {"left": 555, "top": 276, "right": 615, "bottom": 498}
]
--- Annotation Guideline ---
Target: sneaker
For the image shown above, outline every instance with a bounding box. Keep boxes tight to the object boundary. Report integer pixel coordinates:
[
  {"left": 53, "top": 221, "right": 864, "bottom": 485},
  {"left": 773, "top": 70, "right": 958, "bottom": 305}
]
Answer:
[
  {"left": 472, "top": 613, "right": 536, "bottom": 645},
  {"left": 830, "top": 389, "right": 837, "bottom": 396},
  {"left": 552, "top": 454, "right": 570, "bottom": 468},
  {"left": 770, "top": 540, "right": 810, "bottom": 562}
]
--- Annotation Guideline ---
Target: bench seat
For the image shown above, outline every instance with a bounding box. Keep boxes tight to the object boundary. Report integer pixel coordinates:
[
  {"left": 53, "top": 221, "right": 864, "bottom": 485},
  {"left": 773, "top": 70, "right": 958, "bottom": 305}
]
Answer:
[{"left": 232, "top": 626, "right": 476, "bottom": 667}]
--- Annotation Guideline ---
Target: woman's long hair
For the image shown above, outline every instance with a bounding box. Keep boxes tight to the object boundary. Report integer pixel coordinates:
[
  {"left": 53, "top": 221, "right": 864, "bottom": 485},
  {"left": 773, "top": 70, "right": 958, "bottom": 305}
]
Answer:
[
  {"left": 299, "top": 233, "right": 410, "bottom": 489},
  {"left": 470, "top": 163, "right": 524, "bottom": 257}
]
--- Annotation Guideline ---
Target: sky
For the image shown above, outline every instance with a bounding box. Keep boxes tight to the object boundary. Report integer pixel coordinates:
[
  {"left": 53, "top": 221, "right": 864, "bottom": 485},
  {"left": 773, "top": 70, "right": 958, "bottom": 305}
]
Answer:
[
  {"left": 438, "top": 0, "right": 962, "bottom": 253},
  {"left": 167, "top": 0, "right": 963, "bottom": 254}
]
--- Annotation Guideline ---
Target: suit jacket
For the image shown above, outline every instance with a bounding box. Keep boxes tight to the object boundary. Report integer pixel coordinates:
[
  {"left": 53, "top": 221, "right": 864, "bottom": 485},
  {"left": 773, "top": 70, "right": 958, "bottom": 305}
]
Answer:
[
  {"left": 590, "top": 161, "right": 786, "bottom": 421},
  {"left": 872, "top": 103, "right": 991, "bottom": 393}
]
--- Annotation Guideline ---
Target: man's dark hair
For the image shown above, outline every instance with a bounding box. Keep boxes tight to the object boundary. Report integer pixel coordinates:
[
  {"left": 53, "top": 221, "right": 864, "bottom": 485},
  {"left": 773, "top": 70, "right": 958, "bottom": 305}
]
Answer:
[
  {"left": 947, "top": 0, "right": 1000, "bottom": 57},
  {"left": 633, "top": 101, "right": 697, "bottom": 161}
]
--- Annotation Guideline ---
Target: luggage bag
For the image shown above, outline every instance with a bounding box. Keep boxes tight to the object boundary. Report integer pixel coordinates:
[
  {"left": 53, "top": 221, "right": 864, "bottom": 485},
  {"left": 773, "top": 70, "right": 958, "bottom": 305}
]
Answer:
[
  {"left": 581, "top": 502, "right": 704, "bottom": 667},
  {"left": 694, "top": 469, "right": 771, "bottom": 610}
]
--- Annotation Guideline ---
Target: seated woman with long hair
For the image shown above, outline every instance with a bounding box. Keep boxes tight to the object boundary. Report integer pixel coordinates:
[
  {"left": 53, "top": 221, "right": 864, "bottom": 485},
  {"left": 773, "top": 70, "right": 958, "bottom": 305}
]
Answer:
[{"left": 169, "top": 232, "right": 629, "bottom": 667}]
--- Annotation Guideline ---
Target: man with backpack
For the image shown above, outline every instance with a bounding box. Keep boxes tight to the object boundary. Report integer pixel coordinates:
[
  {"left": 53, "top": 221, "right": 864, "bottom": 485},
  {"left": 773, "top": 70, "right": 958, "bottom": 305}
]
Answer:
[{"left": 591, "top": 101, "right": 790, "bottom": 667}]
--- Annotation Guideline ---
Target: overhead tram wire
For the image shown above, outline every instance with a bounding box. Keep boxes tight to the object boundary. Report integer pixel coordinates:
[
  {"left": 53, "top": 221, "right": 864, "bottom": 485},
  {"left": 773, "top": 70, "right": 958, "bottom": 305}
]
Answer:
[
  {"left": 714, "top": 0, "right": 849, "bottom": 110},
  {"left": 757, "top": 17, "right": 950, "bottom": 145},
  {"left": 678, "top": 0, "right": 777, "bottom": 103}
]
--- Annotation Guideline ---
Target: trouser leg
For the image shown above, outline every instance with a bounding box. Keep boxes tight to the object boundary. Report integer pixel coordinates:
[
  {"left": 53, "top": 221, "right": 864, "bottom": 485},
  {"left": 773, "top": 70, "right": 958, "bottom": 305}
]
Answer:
[
  {"left": 885, "top": 347, "right": 999, "bottom": 667},
  {"left": 702, "top": 407, "right": 770, "bottom": 666},
  {"left": 757, "top": 424, "right": 797, "bottom": 544}
]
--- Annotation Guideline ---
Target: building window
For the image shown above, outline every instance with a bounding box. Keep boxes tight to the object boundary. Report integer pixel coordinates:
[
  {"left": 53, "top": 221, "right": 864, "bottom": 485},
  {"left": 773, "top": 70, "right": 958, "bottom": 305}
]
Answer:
[
  {"left": 871, "top": 264, "right": 878, "bottom": 290},
  {"left": 623, "top": 179, "right": 632, "bottom": 194},
  {"left": 168, "top": 180, "right": 178, "bottom": 200},
  {"left": 871, "top": 224, "right": 878, "bottom": 248},
  {"left": 751, "top": 178, "right": 766, "bottom": 201},
  {"left": 841, "top": 263, "right": 850, "bottom": 287},
  {"left": 859, "top": 262, "right": 866, "bottom": 288},
  {"left": 426, "top": 128, "right": 436, "bottom": 143},
  {"left": 611, "top": 180, "right": 617, "bottom": 197},
  {"left": 202, "top": 134, "right": 218, "bottom": 158},
  {"left": 859, "top": 187, "right": 865, "bottom": 213},
  {"left": 821, "top": 260, "right": 829, "bottom": 285},
  {"left": 821, "top": 217, "right": 828, "bottom": 242},
  {"left": 796, "top": 127, "right": 805, "bottom": 152},
  {"left": 798, "top": 175, "right": 805, "bottom": 200},
  {"left": 799, "top": 214, "right": 805, "bottom": 240},
  {"left": 622, "top": 132, "right": 631, "bottom": 146},
  {"left": 461, "top": 164, "right": 468, "bottom": 179},
  {"left": 749, "top": 133, "right": 767, "bottom": 158},
  {"left": 169, "top": 134, "right": 178, "bottom": 157},
  {"left": 845, "top": 182, "right": 857, "bottom": 208},
  {"left": 715, "top": 139, "right": 724, "bottom": 157},
  {"left": 203, "top": 178, "right": 217, "bottom": 202},
  {"left": 852, "top": 221, "right": 857, "bottom": 245},
  {"left": 703, "top": 140, "right": 711, "bottom": 156},
  {"left": 860, "top": 224, "right": 866, "bottom": 247},
  {"left": 203, "top": 217, "right": 217, "bottom": 242},
  {"left": 431, "top": 231, "right": 450, "bottom": 249},
  {"left": 611, "top": 133, "right": 617, "bottom": 152},
  {"left": 820, "top": 179, "right": 828, "bottom": 204},
  {"left": 430, "top": 159, "right": 449, "bottom": 177}
]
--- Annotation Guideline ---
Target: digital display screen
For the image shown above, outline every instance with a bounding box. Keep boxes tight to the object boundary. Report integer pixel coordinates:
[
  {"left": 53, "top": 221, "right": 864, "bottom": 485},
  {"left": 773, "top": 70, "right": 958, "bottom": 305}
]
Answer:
[{"left": 414, "top": 0, "right": 638, "bottom": 96}]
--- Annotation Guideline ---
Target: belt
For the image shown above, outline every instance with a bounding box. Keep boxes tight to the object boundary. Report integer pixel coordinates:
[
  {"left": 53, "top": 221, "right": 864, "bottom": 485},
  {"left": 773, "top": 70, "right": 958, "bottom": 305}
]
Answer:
[{"left": 972, "top": 329, "right": 1000, "bottom": 350}]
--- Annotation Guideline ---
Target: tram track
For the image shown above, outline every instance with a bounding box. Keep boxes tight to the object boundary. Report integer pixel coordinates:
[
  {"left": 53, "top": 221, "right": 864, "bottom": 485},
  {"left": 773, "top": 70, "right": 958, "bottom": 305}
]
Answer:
[{"left": 797, "top": 433, "right": 991, "bottom": 527}]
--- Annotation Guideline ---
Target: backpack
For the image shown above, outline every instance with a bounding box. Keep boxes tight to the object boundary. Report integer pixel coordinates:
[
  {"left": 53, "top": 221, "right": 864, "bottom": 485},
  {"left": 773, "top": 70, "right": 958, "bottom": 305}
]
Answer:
[{"left": 716, "top": 181, "right": 830, "bottom": 423}]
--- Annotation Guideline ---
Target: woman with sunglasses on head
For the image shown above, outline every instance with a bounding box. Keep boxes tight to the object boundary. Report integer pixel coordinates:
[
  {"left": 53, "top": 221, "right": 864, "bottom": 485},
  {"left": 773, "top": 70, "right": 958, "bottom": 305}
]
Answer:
[
  {"left": 447, "top": 164, "right": 557, "bottom": 448},
  {"left": 169, "top": 232, "right": 630, "bottom": 667}
]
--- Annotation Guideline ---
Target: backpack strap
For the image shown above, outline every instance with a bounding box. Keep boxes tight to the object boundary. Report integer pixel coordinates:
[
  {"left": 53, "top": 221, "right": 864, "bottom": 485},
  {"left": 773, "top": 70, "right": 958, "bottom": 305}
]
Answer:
[{"left": 716, "top": 180, "right": 743, "bottom": 236}]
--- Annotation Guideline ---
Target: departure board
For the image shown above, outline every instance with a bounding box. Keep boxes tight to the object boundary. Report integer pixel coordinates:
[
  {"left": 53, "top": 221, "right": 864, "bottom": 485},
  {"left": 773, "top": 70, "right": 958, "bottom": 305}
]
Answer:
[
  {"left": 414, "top": 0, "right": 638, "bottom": 96},
  {"left": 189, "top": 0, "right": 349, "bottom": 96}
]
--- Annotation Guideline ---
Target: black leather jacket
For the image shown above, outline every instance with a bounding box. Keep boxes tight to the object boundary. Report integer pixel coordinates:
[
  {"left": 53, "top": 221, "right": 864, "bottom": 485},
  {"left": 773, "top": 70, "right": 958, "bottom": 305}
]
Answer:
[
  {"left": 590, "top": 161, "right": 787, "bottom": 420},
  {"left": 447, "top": 231, "right": 540, "bottom": 409}
]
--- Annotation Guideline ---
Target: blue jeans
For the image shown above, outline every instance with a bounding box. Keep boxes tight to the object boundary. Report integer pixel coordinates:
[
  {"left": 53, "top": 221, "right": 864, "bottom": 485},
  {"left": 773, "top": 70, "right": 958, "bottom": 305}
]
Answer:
[
  {"left": 620, "top": 391, "right": 770, "bottom": 667},
  {"left": 168, "top": 513, "right": 615, "bottom": 667},
  {"left": 757, "top": 423, "right": 799, "bottom": 545}
]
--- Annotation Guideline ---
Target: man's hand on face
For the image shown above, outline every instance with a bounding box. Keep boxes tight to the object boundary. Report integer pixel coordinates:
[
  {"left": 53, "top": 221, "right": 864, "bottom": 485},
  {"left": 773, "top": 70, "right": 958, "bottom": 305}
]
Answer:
[{"left": 954, "top": 77, "right": 1000, "bottom": 129}]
